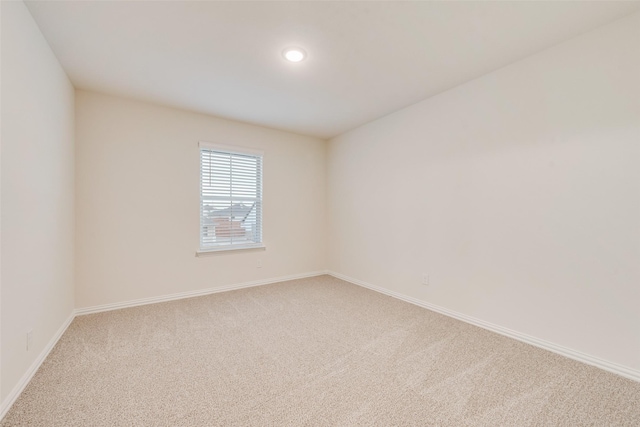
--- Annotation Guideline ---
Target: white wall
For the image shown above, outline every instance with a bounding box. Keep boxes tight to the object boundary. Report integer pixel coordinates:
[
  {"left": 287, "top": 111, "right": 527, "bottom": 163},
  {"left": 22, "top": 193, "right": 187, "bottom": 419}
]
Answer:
[
  {"left": 1, "top": 1, "right": 75, "bottom": 402},
  {"left": 75, "top": 91, "right": 326, "bottom": 309},
  {"left": 327, "top": 13, "right": 640, "bottom": 371}
]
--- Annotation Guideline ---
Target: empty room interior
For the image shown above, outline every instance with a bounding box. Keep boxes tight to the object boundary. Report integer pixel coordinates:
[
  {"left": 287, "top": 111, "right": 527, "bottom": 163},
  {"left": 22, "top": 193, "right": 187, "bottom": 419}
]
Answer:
[{"left": 2, "top": 0, "right": 640, "bottom": 425}]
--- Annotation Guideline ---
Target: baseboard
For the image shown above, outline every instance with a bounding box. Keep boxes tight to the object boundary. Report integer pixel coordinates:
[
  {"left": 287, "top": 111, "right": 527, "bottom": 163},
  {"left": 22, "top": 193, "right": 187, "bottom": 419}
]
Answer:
[
  {"left": 327, "top": 271, "right": 640, "bottom": 383},
  {"left": 6, "top": 270, "right": 633, "bottom": 423},
  {"left": 0, "top": 310, "right": 75, "bottom": 420},
  {"left": 75, "top": 270, "right": 328, "bottom": 316},
  {"left": 1, "top": 271, "right": 328, "bottom": 421}
]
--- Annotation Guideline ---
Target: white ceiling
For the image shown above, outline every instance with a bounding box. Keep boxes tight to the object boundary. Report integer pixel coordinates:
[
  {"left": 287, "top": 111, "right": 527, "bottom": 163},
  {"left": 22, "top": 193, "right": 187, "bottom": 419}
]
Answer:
[{"left": 26, "top": 1, "right": 640, "bottom": 139}]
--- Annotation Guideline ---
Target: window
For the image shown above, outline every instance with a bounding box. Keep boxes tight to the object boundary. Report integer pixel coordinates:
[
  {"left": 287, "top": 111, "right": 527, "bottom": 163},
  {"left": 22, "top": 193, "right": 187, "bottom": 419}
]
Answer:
[{"left": 199, "top": 142, "right": 263, "bottom": 252}]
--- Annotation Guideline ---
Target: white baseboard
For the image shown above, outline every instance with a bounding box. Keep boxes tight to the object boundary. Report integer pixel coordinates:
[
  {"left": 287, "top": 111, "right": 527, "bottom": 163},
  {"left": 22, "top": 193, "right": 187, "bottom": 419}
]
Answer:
[
  {"left": 0, "top": 311, "right": 75, "bottom": 420},
  {"left": 5, "top": 269, "right": 634, "bottom": 423},
  {"left": 327, "top": 271, "right": 640, "bottom": 383},
  {"left": 75, "top": 271, "right": 328, "bottom": 316},
  {"left": 1, "top": 271, "right": 327, "bottom": 421}
]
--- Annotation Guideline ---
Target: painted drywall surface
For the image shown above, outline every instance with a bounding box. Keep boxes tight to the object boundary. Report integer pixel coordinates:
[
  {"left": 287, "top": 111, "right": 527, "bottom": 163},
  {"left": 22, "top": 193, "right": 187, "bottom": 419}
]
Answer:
[
  {"left": 327, "top": 13, "right": 640, "bottom": 370},
  {"left": 75, "top": 91, "right": 326, "bottom": 309},
  {"left": 1, "top": 1, "right": 75, "bottom": 400}
]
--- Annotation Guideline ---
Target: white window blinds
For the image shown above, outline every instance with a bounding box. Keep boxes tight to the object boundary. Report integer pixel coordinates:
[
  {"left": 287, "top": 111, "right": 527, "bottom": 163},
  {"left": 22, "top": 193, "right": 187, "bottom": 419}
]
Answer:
[{"left": 200, "top": 144, "right": 263, "bottom": 250}]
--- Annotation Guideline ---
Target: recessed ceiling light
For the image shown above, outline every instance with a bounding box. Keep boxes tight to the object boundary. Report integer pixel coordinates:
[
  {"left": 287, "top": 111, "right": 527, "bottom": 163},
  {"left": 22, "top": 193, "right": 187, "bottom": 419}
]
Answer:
[{"left": 282, "top": 47, "right": 306, "bottom": 63}]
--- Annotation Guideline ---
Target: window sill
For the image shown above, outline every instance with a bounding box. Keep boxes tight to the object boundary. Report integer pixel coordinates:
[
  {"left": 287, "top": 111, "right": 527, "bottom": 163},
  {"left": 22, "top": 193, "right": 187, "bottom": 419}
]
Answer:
[{"left": 196, "top": 244, "right": 266, "bottom": 257}]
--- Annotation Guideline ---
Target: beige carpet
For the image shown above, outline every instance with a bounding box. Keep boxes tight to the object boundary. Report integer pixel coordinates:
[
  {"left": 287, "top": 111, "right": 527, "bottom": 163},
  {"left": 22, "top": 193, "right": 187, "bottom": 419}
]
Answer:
[{"left": 2, "top": 275, "right": 639, "bottom": 426}]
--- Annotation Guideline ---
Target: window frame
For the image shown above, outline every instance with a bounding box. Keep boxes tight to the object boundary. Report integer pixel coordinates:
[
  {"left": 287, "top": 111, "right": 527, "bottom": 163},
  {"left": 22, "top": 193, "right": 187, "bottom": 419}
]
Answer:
[{"left": 197, "top": 141, "right": 265, "bottom": 255}]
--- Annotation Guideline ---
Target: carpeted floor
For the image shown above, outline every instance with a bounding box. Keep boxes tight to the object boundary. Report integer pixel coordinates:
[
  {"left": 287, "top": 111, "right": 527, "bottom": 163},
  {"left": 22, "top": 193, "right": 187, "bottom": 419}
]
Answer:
[{"left": 2, "top": 275, "right": 639, "bottom": 426}]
